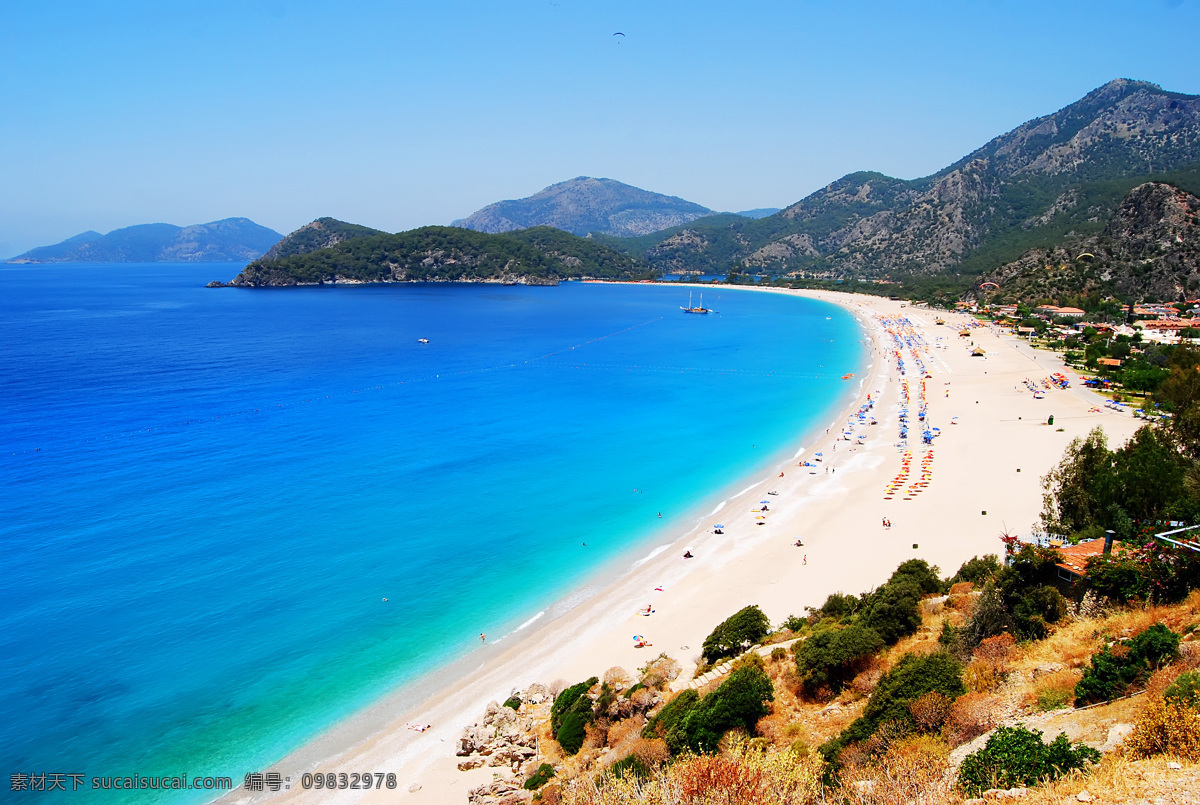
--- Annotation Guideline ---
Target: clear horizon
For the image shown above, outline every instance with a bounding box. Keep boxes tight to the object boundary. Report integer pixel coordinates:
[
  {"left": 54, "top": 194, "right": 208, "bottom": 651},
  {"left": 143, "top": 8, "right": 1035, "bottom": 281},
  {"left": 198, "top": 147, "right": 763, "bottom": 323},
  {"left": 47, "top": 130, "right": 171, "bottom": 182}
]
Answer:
[{"left": 2, "top": 0, "right": 1198, "bottom": 257}]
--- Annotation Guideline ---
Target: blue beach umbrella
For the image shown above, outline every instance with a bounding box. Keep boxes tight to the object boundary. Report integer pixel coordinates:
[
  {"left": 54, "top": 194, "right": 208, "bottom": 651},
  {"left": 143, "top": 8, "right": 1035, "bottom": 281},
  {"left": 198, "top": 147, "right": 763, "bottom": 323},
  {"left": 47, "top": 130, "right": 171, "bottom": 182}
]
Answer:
[{"left": 713, "top": 524, "right": 725, "bottom": 529}]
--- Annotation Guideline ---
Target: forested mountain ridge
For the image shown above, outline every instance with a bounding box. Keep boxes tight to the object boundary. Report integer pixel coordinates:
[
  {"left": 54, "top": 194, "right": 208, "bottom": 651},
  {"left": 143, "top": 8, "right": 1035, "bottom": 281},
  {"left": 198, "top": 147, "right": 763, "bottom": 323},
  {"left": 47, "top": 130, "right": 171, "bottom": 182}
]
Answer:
[
  {"left": 261, "top": 217, "right": 387, "bottom": 260},
  {"left": 6, "top": 217, "right": 282, "bottom": 263},
  {"left": 616, "top": 79, "right": 1200, "bottom": 281},
  {"left": 452, "top": 177, "right": 714, "bottom": 238},
  {"left": 222, "top": 226, "right": 645, "bottom": 287},
  {"left": 969, "top": 181, "right": 1200, "bottom": 304}
]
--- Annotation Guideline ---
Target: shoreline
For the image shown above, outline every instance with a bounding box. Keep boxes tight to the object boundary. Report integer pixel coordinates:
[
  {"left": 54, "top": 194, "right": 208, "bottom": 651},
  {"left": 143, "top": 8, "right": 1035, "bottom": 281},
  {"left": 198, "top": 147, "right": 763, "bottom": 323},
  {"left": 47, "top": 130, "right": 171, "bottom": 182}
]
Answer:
[{"left": 222, "top": 288, "right": 1143, "bottom": 804}]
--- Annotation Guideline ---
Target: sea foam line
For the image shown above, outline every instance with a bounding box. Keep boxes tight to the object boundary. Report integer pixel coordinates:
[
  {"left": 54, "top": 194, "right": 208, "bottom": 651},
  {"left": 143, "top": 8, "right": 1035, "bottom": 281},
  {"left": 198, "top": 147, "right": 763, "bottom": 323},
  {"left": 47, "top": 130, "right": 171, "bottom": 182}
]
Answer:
[
  {"left": 708, "top": 501, "right": 726, "bottom": 516},
  {"left": 632, "top": 545, "right": 670, "bottom": 569}
]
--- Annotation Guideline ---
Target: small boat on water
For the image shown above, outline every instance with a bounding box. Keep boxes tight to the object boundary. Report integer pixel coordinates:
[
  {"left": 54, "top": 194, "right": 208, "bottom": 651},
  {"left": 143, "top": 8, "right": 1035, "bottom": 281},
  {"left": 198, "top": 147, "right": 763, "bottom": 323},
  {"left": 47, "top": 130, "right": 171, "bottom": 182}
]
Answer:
[
  {"left": 681, "top": 292, "right": 712, "bottom": 314},
  {"left": 417, "top": 338, "right": 429, "bottom": 344}
]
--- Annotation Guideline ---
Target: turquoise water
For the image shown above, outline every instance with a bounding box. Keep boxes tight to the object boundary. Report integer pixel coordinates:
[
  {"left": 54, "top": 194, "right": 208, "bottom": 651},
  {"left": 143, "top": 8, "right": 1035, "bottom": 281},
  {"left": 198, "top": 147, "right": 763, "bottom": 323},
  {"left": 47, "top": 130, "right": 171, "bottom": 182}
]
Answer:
[{"left": 0, "top": 265, "right": 864, "bottom": 801}]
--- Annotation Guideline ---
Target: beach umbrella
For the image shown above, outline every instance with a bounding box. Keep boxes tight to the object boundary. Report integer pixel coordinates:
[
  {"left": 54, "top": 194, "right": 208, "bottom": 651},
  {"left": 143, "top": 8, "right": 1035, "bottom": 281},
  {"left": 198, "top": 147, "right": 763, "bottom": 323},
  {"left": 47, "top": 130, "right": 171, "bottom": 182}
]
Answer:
[
  {"left": 632, "top": 635, "right": 643, "bottom": 641},
  {"left": 760, "top": 500, "right": 770, "bottom": 505},
  {"left": 815, "top": 452, "right": 823, "bottom": 456},
  {"left": 713, "top": 524, "right": 725, "bottom": 529}
]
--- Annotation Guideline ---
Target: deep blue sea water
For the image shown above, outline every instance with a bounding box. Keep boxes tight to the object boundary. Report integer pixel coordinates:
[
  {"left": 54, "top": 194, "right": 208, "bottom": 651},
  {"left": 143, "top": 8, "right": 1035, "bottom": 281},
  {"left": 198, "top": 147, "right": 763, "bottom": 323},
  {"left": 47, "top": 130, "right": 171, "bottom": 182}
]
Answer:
[{"left": 0, "top": 264, "right": 864, "bottom": 801}]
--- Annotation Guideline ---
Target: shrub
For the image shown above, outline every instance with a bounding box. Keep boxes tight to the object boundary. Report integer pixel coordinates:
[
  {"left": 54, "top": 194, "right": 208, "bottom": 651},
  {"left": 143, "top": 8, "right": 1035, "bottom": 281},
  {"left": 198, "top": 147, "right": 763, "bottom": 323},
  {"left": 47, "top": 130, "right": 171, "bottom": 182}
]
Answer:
[
  {"left": 793, "top": 624, "right": 885, "bottom": 696},
  {"left": 780, "top": 613, "right": 808, "bottom": 632},
  {"left": 963, "top": 659, "right": 1004, "bottom": 694},
  {"left": 642, "top": 689, "right": 698, "bottom": 751},
  {"left": 824, "top": 651, "right": 964, "bottom": 761},
  {"left": 1084, "top": 552, "right": 1146, "bottom": 603},
  {"left": 524, "top": 763, "right": 556, "bottom": 790},
  {"left": 809, "top": 592, "right": 861, "bottom": 621},
  {"left": 962, "top": 582, "right": 1013, "bottom": 649},
  {"left": 603, "top": 666, "right": 632, "bottom": 690},
  {"left": 1076, "top": 625, "right": 1181, "bottom": 705},
  {"left": 701, "top": 605, "right": 771, "bottom": 664},
  {"left": 608, "top": 754, "right": 650, "bottom": 781},
  {"left": 952, "top": 554, "right": 1001, "bottom": 585},
  {"left": 637, "top": 654, "right": 680, "bottom": 690},
  {"left": 974, "top": 632, "right": 1016, "bottom": 666},
  {"left": 1034, "top": 670, "right": 1078, "bottom": 711},
  {"left": 1123, "top": 696, "right": 1200, "bottom": 761},
  {"left": 1165, "top": 670, "right": 1200, "bottom": 707},
  {"left": 957, "top": 724, "right": 1100, "bottom": 797},
  {"left": 677, "top": 665, "right": 775, "bottom": 754},
  {"left": 944, "top": 693, "right": 998, "bottom": 747},
  {"left": 1011, "top": 585, "right": 1069, "bottom": 640},
  {"left": 841, "top": 735, "right": 955, "bottom": 805},
  {"left": 858, "top": 580, "right": 924, "bottom": 645},
  {"left": 503, "top": 695, "right": 521, "bottom": 710},
  {"left": 557, "top": 713, "right": 588, "bottom": 755},
  {"left": 908, "top": 691, "right": 953, "bottom": 734},
  {"left": 549, "top": 676, "right": 597, "bottom": 739}
]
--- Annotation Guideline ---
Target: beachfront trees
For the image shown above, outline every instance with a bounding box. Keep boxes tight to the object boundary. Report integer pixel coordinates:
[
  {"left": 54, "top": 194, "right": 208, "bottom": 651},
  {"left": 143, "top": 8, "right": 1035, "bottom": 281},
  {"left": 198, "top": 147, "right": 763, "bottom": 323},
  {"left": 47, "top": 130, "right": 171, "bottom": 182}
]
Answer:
[
  {"left": 701, "top": 605, "right": 770, "bottom": 664},
  {"left": 1040, "top": 425, "right": 1189, "bottom": 538}
]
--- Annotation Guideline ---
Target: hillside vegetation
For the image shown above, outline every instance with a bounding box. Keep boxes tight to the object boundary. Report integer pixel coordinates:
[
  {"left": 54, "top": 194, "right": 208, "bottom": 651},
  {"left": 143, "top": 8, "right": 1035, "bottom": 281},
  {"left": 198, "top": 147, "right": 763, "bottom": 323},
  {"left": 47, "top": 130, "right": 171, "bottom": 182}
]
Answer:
[
  {"left": 226, "top": 226, "right": 645, "bottom": 286},
  {"left": 604, "top": 80, "right": 1200, "bottom": 290}
]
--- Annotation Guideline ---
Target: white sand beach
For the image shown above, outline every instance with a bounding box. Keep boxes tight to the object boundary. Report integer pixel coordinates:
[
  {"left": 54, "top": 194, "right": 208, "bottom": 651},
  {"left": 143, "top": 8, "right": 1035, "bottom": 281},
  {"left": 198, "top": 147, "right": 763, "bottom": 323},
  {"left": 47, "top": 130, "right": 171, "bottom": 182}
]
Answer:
[{"left": 223, "top": 290, "right": 1143, "bottom": 804}]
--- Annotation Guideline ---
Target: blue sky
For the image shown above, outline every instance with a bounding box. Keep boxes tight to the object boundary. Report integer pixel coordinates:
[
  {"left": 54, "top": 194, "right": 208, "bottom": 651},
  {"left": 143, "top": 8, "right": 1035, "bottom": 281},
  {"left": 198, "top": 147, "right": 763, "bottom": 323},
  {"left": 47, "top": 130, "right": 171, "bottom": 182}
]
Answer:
[{"left": 1, "top": 0, "right": 1197, "bottom": 257}]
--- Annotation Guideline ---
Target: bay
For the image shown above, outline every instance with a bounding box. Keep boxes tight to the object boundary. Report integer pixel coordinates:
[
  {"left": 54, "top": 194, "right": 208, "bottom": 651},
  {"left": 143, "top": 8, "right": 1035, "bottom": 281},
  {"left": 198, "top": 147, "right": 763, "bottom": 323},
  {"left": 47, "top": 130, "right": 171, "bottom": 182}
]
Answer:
[{"left": 0, "top": 264, "right": 864, "bottom": 801}]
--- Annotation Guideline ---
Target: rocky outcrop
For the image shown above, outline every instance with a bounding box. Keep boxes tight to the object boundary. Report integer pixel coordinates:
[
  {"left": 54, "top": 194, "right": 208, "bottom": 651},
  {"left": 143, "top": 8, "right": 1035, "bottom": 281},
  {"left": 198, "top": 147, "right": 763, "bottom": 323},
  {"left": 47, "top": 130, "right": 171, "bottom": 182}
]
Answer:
[
  {"left": 970, "top": 182, "right": 1200, "bottom": 303},
  {"left": 457, "top": 692, "right": 544, "bottom": 805}
]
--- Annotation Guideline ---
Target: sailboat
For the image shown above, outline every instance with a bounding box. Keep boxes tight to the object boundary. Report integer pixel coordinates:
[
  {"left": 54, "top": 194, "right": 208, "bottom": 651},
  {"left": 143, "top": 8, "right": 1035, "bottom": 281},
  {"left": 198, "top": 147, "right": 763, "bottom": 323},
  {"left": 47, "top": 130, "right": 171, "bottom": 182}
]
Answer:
[{"left": 681, "top": 291, "right": 712, "bottom": 314}]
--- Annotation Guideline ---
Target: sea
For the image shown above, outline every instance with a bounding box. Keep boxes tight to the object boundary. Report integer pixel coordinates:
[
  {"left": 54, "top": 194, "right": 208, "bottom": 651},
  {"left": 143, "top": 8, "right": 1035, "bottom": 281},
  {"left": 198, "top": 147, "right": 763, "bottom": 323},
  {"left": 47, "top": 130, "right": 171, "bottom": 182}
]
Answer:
[{"left": 0, "top": 264, "right": 865, "bottom": 802}]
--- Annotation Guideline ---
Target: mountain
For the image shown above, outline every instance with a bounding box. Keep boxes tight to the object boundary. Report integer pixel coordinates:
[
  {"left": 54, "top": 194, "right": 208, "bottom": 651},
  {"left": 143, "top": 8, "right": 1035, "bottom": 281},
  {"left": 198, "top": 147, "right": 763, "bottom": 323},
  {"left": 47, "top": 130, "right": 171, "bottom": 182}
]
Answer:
[
  {"left": 221, "top": 226, "right": 646, "bottom": 287},
  {"left": 733, "top": 208, "right": 781, "bottom": 219},
  {"left": 969, "top": 182, "right": 1200, "bottom": 304},
  {"left": 617, "top": 79, "right": 1200, "bottom": 283},
  {"left": 261, "top": 217, "right": 388, "bottom": 260},
  {"left": 451, "top": 177, "right": 715, "bottom": 238},
  {"left": 6, "top": 218, "right": 283, "bottom": 263}
]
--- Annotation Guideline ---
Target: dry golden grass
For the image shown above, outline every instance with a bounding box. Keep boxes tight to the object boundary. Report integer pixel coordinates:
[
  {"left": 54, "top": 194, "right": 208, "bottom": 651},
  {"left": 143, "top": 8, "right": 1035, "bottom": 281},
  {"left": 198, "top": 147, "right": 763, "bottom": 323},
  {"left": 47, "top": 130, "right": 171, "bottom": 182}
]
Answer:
[
  {"left": 840, "top": 735, "right": 962, "bottom": 805},
  {"left": 561, "top": 744, "right": 824, "bottom": 805},
  {"left": 1030, "top": 668, "right": 1081, "bottom": 711},
  {"left": 1000, "top": 754, "right": 1200, "bottom": 805},
  {"left": 1123, "top": 695, "right": 1200, "bottom": 762}
]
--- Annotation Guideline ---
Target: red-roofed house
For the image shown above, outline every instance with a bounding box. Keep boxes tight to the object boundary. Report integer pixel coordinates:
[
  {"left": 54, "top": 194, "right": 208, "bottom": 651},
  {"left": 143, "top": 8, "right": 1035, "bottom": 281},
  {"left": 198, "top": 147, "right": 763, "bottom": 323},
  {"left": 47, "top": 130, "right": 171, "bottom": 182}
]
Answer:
[{"left": 1053, "top": 536, "right": 1128, "bottom": 584}]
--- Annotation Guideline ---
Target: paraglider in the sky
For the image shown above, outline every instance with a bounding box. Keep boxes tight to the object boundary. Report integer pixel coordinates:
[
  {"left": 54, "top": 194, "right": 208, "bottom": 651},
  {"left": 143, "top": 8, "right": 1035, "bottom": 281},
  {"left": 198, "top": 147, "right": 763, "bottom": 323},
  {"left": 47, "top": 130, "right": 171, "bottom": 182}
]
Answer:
[
  {"left": 1076, "top": 252, "right": 1095, "bottom": 261},
  {"left": 613, "top": 32, "right": 625, "bottom": 42},
  {"left": 979, "top": 281, "right": 1001, "bottom": 290}
]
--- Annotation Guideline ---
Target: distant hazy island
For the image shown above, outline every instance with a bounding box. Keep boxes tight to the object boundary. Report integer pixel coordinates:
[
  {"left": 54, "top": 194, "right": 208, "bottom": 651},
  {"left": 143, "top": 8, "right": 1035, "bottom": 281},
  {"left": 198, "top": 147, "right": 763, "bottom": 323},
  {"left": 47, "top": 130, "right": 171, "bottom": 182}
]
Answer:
[{"left": 6, "top": 218, "right": 282, "bottom": 263}]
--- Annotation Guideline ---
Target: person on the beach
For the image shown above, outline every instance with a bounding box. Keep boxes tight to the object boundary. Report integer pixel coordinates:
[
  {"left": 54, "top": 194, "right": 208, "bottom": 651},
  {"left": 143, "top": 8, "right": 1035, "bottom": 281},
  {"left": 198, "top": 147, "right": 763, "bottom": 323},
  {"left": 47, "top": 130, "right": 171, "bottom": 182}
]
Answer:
[
  {"left": 803, "top": 555, "right": 807, "bottom": 565},
  {"left": 683, "top": 550, "right": 693, "bottom": 558},
  {"left": 479, "top": 633, "right": 486, "bottom": 643}
]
